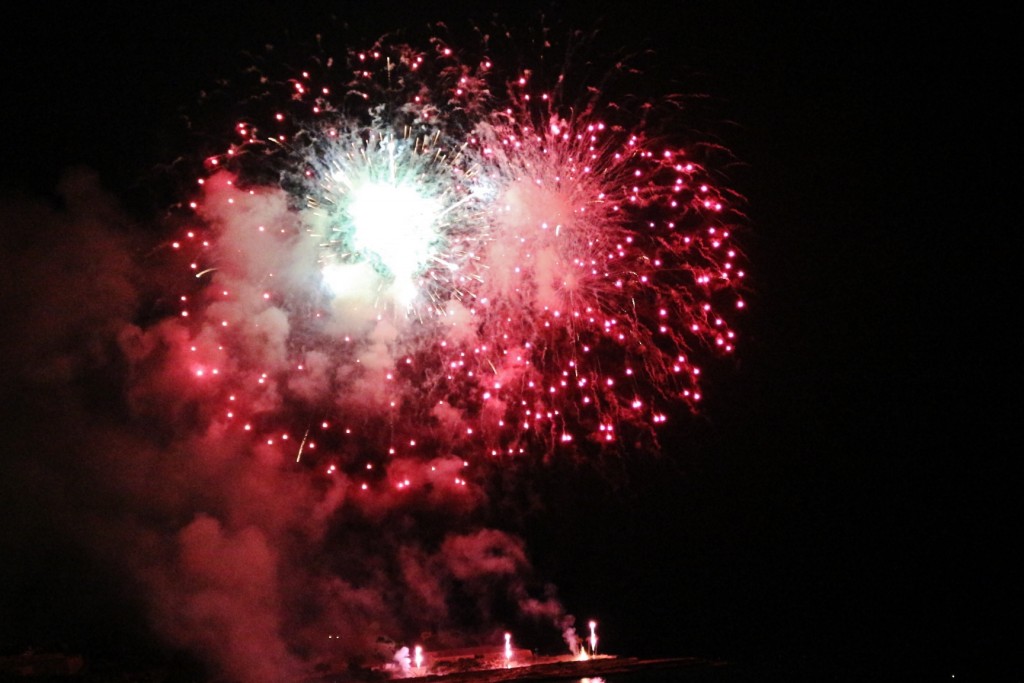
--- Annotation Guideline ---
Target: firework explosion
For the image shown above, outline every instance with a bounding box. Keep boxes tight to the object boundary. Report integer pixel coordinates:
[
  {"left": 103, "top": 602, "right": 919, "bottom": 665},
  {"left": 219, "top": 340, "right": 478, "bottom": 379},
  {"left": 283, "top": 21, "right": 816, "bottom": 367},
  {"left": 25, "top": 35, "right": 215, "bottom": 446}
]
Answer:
[
  {"left": 173, "top": 36, "right": 744, "bottom": 484},
  {"left": 31, "top": 30, "right": 750, "bottom": 680}
]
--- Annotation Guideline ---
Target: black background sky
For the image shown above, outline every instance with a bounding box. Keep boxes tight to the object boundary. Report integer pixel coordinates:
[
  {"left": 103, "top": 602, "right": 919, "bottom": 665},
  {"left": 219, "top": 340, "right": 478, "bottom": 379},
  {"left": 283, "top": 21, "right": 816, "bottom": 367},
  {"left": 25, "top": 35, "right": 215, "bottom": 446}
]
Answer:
[{"left": 1, "top": 1, "right": 1017, "bottom": 679}]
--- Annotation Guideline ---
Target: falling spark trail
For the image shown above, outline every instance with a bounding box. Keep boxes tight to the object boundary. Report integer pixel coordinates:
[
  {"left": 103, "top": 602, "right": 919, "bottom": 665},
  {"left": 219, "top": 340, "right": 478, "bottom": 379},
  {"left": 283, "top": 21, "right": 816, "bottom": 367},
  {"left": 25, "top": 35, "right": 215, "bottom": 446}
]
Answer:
[{"left": 296, "top": 422, "right": 312, "bottom": 463}]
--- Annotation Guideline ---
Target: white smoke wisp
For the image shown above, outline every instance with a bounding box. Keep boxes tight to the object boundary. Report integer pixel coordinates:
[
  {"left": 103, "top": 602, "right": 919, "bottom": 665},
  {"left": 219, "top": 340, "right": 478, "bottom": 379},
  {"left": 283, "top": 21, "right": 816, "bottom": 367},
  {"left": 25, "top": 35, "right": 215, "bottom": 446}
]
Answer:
[{"left": 393, "top": 646, "right": 412, "bottom": 675}]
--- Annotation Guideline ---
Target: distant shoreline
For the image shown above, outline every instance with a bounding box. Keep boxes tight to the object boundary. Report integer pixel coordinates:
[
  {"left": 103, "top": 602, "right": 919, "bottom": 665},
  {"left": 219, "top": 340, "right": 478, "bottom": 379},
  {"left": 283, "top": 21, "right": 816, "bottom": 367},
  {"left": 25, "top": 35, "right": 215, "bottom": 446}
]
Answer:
[{"left": 311, "top": 656, "right": 724, "bottom": 683}]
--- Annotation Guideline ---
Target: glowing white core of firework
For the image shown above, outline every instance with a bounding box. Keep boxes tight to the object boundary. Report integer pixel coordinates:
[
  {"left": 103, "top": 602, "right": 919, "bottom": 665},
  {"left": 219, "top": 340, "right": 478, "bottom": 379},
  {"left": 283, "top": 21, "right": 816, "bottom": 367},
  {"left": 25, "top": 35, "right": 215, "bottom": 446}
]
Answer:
[
  {"left": 347, "top": 182, "right": 441, "bottom": 285},
  {"left": 320, "top": 262, "right": 376, "bottom": 298}
]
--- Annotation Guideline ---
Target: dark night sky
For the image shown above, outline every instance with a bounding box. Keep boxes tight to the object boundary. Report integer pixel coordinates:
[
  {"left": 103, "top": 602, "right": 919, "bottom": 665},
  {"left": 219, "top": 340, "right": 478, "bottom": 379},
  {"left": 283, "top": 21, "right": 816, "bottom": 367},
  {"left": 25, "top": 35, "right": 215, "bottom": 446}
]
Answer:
[{"left": 0, "top": 1, "right": 1017, "bottom": 679}]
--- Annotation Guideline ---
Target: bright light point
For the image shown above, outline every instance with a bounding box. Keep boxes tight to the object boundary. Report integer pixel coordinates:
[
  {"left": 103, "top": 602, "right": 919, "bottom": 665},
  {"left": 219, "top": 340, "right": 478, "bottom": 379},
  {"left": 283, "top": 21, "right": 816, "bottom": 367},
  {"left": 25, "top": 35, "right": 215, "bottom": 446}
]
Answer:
[
  {"left": 345, "top": 181, "right": 442, "bottom": 284},
  {"left": 320, "top": 261, "right": 377, "bottom": 298}
]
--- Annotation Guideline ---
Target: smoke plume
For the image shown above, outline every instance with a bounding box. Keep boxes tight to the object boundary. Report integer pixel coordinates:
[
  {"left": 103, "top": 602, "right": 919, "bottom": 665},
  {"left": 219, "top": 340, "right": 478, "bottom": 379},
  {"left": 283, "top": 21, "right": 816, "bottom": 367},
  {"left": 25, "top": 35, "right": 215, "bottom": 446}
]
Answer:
[{"left": 0, "top": 170, "right": 576, "bottom": 682}]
